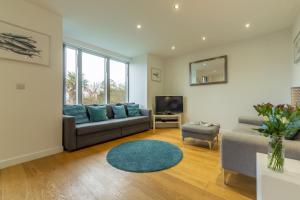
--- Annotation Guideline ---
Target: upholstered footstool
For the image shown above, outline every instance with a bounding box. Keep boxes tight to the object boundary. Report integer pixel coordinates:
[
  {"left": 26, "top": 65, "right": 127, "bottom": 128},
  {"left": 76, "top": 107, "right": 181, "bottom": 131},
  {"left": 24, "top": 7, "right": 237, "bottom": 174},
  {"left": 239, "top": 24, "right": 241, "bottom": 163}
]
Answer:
[{"left": 181, "top": 123, "right": 220, "bottom": 150}]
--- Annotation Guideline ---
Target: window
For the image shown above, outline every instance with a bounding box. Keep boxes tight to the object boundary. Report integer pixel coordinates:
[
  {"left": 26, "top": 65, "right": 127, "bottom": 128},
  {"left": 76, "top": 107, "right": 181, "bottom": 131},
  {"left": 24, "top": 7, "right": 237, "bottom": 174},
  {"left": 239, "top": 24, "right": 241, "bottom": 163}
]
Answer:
[
  {"left": 82, "top": 52, "right": 105, "bottom": 104},
  {"left": 109, "top": 59, "right": 128, "bottom": 104},
  {"left": 63, "top": 45, "right": 129, "bottom": 104},
  {"left": 64, "top": 47, "right": 77, "bottom": 104}
]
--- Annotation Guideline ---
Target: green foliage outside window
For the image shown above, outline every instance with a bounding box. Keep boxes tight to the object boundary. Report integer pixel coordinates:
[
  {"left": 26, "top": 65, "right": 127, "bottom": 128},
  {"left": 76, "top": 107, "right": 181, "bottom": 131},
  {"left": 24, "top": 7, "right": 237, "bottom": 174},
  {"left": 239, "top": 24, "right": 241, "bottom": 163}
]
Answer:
[{"left": 65, "top": 72, "right": 126, "bottom": 104}]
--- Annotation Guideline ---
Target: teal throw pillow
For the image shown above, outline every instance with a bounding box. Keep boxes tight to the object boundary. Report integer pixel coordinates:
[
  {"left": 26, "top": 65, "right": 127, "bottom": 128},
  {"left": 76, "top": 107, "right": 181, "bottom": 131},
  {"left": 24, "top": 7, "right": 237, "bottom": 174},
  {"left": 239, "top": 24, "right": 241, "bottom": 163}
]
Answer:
[
  {"left": 63, "top": 105, "right": 89, "bottom": 124},
  {"left": 127, "top": 104, "right": 141, "bottom": 117},
  {"left": 87, "top": 105, "right": 108, "bottom": 122},
  {"left": 112, "top": 105, "right": 127, "bottom": 119}
]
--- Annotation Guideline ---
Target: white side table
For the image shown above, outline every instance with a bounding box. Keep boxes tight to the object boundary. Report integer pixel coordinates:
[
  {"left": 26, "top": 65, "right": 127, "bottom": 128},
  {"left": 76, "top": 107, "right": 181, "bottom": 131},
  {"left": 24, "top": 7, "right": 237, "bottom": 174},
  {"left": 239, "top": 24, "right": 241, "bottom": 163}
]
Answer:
[{"left": 256, "top": 153, "right": 300, "bottom": 200}]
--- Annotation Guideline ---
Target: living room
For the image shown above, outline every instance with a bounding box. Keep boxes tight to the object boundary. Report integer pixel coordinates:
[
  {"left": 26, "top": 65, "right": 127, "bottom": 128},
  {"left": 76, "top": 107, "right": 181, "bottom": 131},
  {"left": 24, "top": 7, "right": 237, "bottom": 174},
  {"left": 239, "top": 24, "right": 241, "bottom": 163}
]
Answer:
[{"left": 1, "top": 0, "right": 300, "bottom": 199}]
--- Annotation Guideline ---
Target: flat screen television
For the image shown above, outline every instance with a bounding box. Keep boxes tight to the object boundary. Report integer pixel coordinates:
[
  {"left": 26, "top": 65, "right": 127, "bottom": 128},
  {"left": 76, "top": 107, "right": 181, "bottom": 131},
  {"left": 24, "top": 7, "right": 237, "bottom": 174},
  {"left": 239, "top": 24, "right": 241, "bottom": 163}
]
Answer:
[{"left": 155, "top": 96, "right": 183, "bottom": 114}]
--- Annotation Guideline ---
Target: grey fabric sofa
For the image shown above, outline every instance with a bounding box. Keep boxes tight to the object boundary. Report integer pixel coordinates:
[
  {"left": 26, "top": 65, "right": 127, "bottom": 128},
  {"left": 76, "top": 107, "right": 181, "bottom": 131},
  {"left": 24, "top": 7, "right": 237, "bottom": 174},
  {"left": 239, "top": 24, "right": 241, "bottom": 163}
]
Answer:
[
  {"left": 63, "top": 104, "right": 152, "bottom": 151},
  {"left": 221, "top": 116, "right": 300, "bottom": 180}
]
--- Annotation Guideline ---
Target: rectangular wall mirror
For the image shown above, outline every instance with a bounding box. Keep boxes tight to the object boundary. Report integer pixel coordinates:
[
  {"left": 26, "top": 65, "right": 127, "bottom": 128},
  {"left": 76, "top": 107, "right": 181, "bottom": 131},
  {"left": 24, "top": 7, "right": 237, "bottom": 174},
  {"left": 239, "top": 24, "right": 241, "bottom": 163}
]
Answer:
[{"left": 189, "top": 55, "right": 227, "bottom": 86}]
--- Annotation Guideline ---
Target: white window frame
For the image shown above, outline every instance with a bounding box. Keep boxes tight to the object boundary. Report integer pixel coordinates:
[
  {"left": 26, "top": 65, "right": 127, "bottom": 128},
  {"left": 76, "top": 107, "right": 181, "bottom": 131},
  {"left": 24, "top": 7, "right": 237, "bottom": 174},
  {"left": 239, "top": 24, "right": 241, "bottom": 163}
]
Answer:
[{"left": 63, "top": 44, "right": 129, "bottom": 104}]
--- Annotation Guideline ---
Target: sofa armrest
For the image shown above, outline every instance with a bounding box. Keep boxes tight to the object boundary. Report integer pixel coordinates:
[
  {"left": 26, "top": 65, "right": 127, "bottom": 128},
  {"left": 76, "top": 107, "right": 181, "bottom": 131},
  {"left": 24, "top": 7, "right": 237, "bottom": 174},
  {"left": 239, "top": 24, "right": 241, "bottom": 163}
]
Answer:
[
  {"left": 221, "top": 131, "right": 268, "bottom": 177},
  {"left": 140, "top": 109, "right": 151, "bottom": 116},
  {"left": 238, "top": 116, "right": 264, "bottom": 126},
  {"left": 140, "top": 109, "right": 152, "bottom": 128},
  {"left": 285, "top": 140, "right": 300, "bottom": 161},
  {"left": 63, "top": 115, "right": 77, "bottom": 151}
]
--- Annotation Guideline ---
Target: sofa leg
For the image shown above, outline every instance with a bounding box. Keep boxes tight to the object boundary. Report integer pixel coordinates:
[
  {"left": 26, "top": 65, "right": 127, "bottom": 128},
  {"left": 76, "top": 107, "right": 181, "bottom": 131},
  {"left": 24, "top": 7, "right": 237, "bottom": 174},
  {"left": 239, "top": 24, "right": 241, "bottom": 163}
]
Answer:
[{"left": 224, "top": 170, "right": 233, "bottom": 185}]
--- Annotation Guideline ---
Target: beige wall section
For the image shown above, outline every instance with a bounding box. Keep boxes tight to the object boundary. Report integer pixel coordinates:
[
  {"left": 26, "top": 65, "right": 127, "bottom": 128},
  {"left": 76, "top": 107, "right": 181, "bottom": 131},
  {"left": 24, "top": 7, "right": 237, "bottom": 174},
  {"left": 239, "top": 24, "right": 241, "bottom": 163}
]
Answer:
[
  {"left": 129, "top": 54, "right": 148, "bottom": 108},
  {"left": 129, "top": 54, "right": 165, "bottom": 111},
  {"left": 147, "top": 54, "right": 164, "bottom": 111},
  {"left": 0, "top": 0, "right": 63, "bottom": 169},
  {"left": 292, "top": 14, "right": 300, "bottom": 87},
  {"left": 164, "top": 30, "right": 292, "bottom": 130},
  {"left": 64, "top": 36, "right": 131, "bottom": 63}
]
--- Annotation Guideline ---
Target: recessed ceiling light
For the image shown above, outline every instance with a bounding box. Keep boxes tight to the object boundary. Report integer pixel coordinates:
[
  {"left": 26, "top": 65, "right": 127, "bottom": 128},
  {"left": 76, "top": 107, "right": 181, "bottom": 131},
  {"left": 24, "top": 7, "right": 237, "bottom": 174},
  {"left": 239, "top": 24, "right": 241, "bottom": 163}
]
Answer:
[
  {"left": 202, "top": 36, "right": 206, "bottom": 41},
  {"left": 171, "top": 46, "right": 176, "bottom": 50},
  {"left": 174, "top": 3, "right": 180, "bottom": 10},
  {"left": 245, "top": 23, "right": 251, "bottom": 28},
  {"left": 137, "top": 24, "right": 142, "bottom": 29}
]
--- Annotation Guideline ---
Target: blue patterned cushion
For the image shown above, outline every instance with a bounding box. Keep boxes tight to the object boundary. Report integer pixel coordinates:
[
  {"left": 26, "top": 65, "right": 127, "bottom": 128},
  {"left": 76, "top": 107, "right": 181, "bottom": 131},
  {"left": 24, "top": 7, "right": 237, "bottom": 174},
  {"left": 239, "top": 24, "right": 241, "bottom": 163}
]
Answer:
[
  {"left": 87, "top": 105, "right": 108, "bottom": 122},
  {"left": 127, "top": 104, "right": 141, "bottom": 117},
  {"left": 63, "top": 105, "right": 89, "bottom": 124},
  {"left": 112, "top": 105, "right": 127, "bottom": 119}
]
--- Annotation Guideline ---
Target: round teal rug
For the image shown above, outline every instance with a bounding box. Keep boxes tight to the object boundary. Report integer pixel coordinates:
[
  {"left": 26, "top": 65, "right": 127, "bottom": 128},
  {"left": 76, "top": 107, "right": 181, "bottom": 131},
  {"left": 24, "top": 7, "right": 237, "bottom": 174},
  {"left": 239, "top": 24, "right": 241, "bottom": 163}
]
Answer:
[{"left": 106, "top": 140, "right": 183, "bottom": 172}]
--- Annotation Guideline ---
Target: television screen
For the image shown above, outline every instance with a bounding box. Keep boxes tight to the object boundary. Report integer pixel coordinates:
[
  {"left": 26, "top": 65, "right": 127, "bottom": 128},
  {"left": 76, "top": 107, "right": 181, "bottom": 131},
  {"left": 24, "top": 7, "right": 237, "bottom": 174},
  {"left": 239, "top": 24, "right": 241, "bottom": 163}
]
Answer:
[{"left": 155, "top": 96, "right": 183, "bottom": 114}]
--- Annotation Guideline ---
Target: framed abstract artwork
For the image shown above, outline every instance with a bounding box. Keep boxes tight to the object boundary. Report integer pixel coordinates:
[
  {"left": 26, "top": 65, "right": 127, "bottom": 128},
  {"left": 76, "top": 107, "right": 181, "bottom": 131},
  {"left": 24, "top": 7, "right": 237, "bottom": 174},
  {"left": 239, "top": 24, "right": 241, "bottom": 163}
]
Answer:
[
  {"left": 294, "top": 30, "right": 300, "bottom": 64},
  {"left": 151, "top": 68, "right": 161, "bottom": 82},
  {"left": 0, "top": 20, "right": 50, "bottom": 66}
]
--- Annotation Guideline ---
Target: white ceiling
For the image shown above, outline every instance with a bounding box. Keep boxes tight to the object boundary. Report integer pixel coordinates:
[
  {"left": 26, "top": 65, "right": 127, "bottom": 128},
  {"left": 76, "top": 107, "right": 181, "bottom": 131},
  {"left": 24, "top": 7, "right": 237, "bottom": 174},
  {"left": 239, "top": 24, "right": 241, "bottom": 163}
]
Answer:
[{"left": 27, "top": 0, "right": 300, "bottom": 58}]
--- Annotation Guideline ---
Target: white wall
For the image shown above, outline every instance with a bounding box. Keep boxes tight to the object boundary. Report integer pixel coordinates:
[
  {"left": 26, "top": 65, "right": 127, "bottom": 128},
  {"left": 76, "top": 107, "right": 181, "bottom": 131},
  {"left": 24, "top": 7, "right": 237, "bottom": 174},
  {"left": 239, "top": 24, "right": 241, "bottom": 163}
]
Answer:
[
  {"left": 0, "top": 0, "right": 63, "bottom": 169},
  {"left": 64, "top": 36, "right": 131, "bottom": 63},
  {"left": 164, "top": 30, "right": 292, "bottom": 130},
  {"left": 292, "top": 14, "right": 300, "bottom": 87},
  {"left": 129, "top": 54, "right": 148, "bottom": 108},
  {"left": 147, "top": 54, "right": 164, "bottom": 110},
  {"left": 129, "top": 54, "right": 165, "bottom": 110}
]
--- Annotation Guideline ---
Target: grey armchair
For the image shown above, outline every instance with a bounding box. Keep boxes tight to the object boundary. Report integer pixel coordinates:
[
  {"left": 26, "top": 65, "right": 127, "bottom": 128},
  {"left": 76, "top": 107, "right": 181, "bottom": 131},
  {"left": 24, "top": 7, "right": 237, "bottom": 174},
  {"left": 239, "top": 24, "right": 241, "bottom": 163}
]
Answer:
[{"left": 221, "top": 116, "right": 300, "bottom": 183}]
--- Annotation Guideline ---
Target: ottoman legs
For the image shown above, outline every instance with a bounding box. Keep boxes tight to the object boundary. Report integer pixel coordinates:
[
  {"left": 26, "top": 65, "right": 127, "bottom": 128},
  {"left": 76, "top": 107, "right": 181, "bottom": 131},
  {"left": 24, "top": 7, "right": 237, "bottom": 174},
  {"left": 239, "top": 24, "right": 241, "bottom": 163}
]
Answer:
[
  {"left": 181, "top": 123, "right": 220, "bottom": 150},
  {"left": 208, "top": 141, "right": 212, "bottom": 150},
  {"left": 182, "top": 137, "right": 217, "bottom": 150}
]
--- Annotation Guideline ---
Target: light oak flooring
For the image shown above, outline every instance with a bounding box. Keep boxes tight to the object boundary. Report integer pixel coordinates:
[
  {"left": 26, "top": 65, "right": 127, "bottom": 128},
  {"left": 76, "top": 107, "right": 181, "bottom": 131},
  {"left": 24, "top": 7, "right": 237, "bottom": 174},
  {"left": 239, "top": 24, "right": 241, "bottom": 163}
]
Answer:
[{"left": 0, "top": 129, "right": 256, "bottom": 200}]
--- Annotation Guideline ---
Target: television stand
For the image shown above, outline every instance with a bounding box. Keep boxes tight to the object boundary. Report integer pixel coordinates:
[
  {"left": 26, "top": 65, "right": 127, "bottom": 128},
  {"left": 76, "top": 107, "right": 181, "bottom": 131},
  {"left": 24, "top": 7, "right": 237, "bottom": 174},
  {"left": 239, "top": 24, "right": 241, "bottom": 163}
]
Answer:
[
  {"left": 161, "top": 112, "right": 175, "bottom": 115},
  {"left": 153, "top": 114, "right": 182, "bottom": 131}
]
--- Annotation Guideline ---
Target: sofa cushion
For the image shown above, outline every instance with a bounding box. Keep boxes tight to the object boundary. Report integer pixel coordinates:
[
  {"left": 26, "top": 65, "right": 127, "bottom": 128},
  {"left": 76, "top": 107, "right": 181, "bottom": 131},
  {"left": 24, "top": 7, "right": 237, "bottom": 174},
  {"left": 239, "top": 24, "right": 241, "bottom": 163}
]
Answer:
[
  {"left": 76, "top": 116, "right": 149, "bottom": 135},
  {"left": 238, "top": 116, "right": 264, "bottom": 126},
  {"left": 63, "top": 105, "right": 89, "bottom": 124},
  {"left": 84, "top": 103, "right": 137, "bottom": 119},
  {"left": 112, "top": 105, "right": 127, "bottom": 119},
  {"left": 76, "top": 119, "right": 126, "bottom": 135},
  {"left": 85, "top": 104, "right": 114, "bottom": 119},
  {"left": 123, "top": 116, "right": 149, "bottom": 126},
  {"left": 233, "top": 123, "right": 261, "bottom": 136},
  {"left": 106, "top": 104, "right": 114, "bottom": 119},
  {"left": 234, "top": 122, "right": 300, "bottom": 141},
  {"left": 86, "top": 105, "right": 108, "bottom": 122},
  {"left": 127, "top": 104, "right": 141, "bottom": 117}
]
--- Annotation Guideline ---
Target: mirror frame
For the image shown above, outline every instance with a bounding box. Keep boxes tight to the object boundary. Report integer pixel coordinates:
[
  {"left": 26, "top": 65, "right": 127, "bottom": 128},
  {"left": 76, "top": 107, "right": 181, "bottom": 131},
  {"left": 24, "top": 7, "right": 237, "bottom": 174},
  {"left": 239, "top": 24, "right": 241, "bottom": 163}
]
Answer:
[{"left": 189, "top": 55, "right": 228, "bottom": 86}]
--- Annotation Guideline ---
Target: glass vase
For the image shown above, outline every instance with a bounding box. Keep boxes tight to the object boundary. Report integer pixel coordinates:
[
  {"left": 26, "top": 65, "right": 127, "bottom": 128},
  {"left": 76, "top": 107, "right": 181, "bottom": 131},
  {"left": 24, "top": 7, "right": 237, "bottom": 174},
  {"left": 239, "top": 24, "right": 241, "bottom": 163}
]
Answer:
[{"left": 267, "top": 135, "right": 285, "bottom": 173}]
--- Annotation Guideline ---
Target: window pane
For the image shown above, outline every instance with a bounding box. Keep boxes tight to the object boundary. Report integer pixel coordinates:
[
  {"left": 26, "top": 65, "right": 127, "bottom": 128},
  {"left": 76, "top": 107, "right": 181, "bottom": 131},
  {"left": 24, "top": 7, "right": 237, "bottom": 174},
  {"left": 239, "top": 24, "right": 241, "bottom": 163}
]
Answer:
[
  {"left": 109, "top": 60, "right": 127, "bottom": 103},
  {"left": 82, "top": 52, "right": 105, "bottom": 104},
  {"left": 64, "top": 47, "right": 77, "bottom": 104}
]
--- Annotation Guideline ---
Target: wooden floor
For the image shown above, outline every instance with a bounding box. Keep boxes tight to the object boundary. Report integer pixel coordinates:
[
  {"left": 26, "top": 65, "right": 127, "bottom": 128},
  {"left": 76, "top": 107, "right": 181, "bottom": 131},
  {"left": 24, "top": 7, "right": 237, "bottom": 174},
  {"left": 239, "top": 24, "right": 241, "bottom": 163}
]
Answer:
[{"left": 0, "top": 129, "right": 256, "bottom": 200}]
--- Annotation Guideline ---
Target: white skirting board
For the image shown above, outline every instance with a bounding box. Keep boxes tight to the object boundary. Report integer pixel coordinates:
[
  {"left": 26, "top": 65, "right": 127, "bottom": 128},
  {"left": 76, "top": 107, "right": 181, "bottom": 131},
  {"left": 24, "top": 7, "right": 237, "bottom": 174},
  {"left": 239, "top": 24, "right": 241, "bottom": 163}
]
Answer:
[{"left": 0, "top": 146, "right": 63, "bottom": 169}]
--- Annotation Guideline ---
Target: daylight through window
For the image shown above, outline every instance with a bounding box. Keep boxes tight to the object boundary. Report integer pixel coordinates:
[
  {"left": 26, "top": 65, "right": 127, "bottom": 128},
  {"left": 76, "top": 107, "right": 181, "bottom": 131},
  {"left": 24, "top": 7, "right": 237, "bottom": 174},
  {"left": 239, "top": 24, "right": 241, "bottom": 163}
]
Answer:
[{"left": 63, "top": 45, "right": 129, "bottom": 104}]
